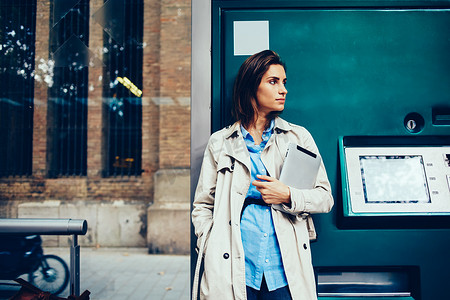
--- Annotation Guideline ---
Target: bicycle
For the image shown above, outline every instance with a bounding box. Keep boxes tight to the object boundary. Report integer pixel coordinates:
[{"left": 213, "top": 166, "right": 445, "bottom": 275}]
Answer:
[{"left": 0, "top": 235, "right": 69, "bottom": 295}]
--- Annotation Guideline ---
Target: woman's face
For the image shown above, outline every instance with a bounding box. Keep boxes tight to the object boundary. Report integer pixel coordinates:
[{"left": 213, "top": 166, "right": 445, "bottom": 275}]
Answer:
[{"left": 255, "top": 64, "right": 287, "bottom": 116}]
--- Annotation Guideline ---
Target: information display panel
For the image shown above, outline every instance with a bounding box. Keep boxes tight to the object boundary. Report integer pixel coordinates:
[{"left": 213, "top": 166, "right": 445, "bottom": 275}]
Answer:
[
  {"left": 340, "top": 136, "right": 450, "bottom": 224},
  {"left": 359, "top": 155, "right": 430, "bottom": 204},
  {"left": 345, "top": 147, "right": 450, "bottom": 215}
]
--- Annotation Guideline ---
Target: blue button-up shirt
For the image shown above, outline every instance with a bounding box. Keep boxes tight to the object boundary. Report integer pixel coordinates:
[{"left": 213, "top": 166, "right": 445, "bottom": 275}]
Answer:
[{"left": 240, "top": 120, "right": 288, "bottom": 291}]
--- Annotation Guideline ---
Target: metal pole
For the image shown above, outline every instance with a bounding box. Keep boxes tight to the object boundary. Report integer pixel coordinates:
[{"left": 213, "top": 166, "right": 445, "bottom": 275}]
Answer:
[
  {"left": 70, "top": 234, "right": 81, "bottom": 296},
  {"left": 191, "top": 0, "right": 212, "bottom": 292},
  {"left": 0, "top": 218, "right": 87, "bottom": 235}
]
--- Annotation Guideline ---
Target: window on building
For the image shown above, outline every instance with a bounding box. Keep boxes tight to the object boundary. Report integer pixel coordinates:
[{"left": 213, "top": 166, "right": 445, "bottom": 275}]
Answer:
[
  {"left": 100, "top": 0, "right": 144, "bottom": 177},
  {"left": 47, "top": 0, "right": 89, "bottom": 177},
  {"left": 0, "top": 0, "right": 36, "bottom": 177}
]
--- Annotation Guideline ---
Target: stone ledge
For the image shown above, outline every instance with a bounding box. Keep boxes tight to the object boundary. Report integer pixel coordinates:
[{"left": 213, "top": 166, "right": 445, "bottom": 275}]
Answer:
[
  {"left": 17, "top": 200, "right": 147, "bottom": 248},
  {"left": 147, "top": 168, "right": 190, "bottom": 254},
  {"left": 154, "top": 168, "right": 190, "bottom": 203}
]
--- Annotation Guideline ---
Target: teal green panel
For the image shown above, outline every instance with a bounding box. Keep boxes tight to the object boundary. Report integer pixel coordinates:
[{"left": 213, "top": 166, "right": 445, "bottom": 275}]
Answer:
[
  {"left": 214, "top": 7, "right": 450, "bottom": 300},
  {"left": 219, "top": 9, "right": 450, "bottom": 134}
]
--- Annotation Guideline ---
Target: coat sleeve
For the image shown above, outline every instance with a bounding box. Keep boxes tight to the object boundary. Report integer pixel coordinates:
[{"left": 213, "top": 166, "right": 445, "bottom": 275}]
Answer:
[
  {"left": 278, "top": 128, "right": 334, "bottom": 215},
  {"left": 191, "top": 136, "right": 218, "bottom": 250}
]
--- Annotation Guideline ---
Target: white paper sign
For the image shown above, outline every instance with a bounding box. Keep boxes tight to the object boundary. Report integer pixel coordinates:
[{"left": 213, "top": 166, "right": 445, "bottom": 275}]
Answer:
[{"left": 233, "top": 21, "right": 269, "bottom": 56}]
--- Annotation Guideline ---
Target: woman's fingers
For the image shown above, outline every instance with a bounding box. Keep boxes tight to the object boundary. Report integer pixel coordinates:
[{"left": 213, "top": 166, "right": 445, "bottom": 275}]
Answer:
[{"left": 252, "top": 176, "right": 290, "bottom": 204}]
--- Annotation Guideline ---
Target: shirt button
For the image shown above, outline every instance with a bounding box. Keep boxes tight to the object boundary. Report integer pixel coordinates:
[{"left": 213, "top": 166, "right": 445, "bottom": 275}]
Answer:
[
  {"left": 265, "top": 259, "right": 269, "bottom": 263},
  {"left": 264, "top": 233, "right": 268, "bottom": 237},
  {"left": 223, "top": 253, "right": 230, "bottom": 259}
]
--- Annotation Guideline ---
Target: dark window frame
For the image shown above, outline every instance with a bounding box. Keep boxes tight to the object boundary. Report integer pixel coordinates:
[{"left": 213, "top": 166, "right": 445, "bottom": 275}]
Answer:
[
  {"left": 102, "top": 0, "right": 144, "bottom": 177},
  {"left": 47, "top": 0, "right": 89, "bottom": 178},
  {"left": 0, "top": 0, "right": 37, "bottom": 177}
]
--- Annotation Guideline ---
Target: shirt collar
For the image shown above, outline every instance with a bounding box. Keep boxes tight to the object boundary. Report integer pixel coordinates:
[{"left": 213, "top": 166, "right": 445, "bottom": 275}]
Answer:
[
  {"left": 225, "top": 117, "right": 292, "bottom": 140},
  {"left": 240, "top": 124, "right": 250, "bottom": 139},
  {"left": 240, "top": 119, "right": 275, "bottom": 140}
]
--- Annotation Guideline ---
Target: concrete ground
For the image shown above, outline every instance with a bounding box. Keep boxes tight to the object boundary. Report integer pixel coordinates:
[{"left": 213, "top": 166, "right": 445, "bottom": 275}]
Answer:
[{"left": 0, "top": 247, "right": 190, "bottom": 300}]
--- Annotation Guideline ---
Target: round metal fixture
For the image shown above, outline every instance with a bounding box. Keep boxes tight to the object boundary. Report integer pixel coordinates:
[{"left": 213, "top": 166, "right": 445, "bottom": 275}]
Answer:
[{"left": 404, "top": 112, "right": 424, "bottom": 134}]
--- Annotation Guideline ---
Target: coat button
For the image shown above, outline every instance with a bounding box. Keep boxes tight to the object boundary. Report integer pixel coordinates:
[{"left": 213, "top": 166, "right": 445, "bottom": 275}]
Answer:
[
  {"left": 223, "top": 253, "right": 230, "bottom": 259},
  {"left": 303, "top": 243, "right": 308, "bottom": 250}
]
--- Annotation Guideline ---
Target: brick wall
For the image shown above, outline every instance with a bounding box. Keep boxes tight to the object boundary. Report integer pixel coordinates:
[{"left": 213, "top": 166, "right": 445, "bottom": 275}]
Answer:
[
  {"left": 32, "top": 0, "right": 50, "bottom": 178},
  {"left": 87, "top": 0, "right": 104, "bottom": 178},
  {"left": 0, "top": 0, "right": 191, "bottom": 208},
  {"left": 159, "top": 0, "right": 191, "bottom": 169}
]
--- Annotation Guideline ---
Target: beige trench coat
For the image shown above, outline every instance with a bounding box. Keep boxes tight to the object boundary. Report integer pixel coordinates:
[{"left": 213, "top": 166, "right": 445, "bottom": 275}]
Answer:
[{"left": 192, "top": 117, "right": 334, "bottom": 300}]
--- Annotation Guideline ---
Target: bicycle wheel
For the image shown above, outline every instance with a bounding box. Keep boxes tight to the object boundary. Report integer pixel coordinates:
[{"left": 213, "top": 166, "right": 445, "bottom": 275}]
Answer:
[{"left": 28, "top": 254, "right": 69, "bottom": 295}]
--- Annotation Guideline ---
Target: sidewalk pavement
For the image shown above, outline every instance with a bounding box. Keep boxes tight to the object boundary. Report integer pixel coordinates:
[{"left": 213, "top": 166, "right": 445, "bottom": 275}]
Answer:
[{"left": 0, "top": 247, "right": 190, "bottom": 300}]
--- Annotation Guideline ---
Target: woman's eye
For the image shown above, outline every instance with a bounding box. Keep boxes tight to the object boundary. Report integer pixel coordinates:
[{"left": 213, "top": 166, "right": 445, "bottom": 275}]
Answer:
[{"left": 269, "top": 80, "right": 276, "bottom": 85}]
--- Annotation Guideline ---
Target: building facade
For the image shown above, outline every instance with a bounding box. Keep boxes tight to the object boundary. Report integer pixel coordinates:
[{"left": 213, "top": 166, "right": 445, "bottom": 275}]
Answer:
[{"left": 0, "top": 0, "right": 191, "bottom": 253}]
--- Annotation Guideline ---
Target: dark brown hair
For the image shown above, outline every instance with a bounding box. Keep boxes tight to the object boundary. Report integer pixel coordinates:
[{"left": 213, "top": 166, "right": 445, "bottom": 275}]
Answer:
[{"left": 232, "top": 50, "right": 286, "bottom": 129}]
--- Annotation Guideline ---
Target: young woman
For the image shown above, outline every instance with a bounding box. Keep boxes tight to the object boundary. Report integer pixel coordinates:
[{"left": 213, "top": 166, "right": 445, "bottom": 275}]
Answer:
[{"left": 192, "top": 50, "right": 334, "bottom": 300}]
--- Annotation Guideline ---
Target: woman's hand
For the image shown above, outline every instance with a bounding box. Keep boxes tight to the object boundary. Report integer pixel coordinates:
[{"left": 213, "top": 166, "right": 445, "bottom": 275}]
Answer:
[{"left": 252, "top": 175, "right": 291, "bottom": 205}]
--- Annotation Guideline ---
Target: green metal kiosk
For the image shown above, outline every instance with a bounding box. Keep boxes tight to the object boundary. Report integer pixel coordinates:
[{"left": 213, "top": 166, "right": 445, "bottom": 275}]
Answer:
[{"left": 191, "top": 1, "right": 450, "bottom": 299}]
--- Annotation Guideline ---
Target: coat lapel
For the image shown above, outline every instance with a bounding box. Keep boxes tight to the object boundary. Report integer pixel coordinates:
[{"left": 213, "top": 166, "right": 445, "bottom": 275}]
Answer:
[
  {"left": 223, "top": 122, "right": 251, "bottom": 174},
  {"left": 222, "top": 118, "right": 293, "bottom": 176}
]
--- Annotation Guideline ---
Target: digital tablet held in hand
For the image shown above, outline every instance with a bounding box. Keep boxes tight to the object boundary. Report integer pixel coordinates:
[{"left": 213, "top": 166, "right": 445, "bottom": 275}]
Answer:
[{"left": 279, "top": 143, "right": 321, "bottom": 189}]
